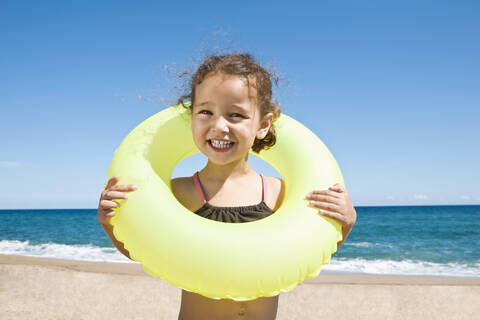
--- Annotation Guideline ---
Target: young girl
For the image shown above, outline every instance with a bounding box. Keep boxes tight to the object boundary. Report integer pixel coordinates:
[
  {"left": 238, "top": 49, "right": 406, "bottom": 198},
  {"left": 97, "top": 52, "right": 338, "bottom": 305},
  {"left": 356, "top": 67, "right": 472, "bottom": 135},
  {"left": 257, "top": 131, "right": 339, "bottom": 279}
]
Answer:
[{"left": 98, "top": 53, "right": 357, "bottom": 320}]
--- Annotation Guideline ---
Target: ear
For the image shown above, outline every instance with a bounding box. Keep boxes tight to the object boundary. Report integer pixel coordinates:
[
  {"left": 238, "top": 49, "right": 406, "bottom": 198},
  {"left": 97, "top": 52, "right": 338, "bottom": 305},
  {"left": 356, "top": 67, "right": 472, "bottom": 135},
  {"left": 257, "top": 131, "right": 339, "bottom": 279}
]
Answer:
[{"left": 256, "top": 112, "right": 274, "bottom": 140}]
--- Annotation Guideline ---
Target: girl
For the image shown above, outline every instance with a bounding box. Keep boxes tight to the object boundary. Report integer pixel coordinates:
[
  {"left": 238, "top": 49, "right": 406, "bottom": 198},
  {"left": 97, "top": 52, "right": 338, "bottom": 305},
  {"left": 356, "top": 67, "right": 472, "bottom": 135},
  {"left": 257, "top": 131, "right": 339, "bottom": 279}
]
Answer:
[{"left": 98, "top": 53, "right": 357, "bottom": 320}]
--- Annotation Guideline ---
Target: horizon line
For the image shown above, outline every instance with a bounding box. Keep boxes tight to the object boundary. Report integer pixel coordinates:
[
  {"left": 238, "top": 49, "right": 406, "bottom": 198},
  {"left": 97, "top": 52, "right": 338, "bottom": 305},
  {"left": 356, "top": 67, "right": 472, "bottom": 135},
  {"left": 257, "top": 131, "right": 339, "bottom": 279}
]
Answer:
[{"left": 1, "top": 204, "right": 479, "bottom": 211}]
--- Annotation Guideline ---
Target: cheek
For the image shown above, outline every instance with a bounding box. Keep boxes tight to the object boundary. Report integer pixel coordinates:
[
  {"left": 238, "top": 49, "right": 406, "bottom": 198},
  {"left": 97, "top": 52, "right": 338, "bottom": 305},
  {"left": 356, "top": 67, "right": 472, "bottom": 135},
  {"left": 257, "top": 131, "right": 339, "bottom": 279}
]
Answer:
[
  {"left": 191, "top": 123, "right": 205, "bottom": 143},
  {"left": 239, "top": 128, "right": 258, "bottom": 145}
]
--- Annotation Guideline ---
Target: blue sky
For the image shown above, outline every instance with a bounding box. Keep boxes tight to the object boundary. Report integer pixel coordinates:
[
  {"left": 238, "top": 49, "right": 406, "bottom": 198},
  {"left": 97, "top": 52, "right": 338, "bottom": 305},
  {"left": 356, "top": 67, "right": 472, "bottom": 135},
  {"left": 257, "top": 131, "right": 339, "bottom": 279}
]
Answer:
[{"left": 1, "top": 0, "right": 479, "bottom": 209}]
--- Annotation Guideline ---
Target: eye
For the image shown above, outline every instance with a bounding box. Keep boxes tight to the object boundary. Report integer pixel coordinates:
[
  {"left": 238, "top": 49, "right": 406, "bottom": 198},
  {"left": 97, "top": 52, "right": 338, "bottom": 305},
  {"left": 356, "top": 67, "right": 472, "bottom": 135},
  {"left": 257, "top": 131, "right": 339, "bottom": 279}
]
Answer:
[
  {"left": 231, "top": 113, "right": 245, "bottom": 118},
  {"left": 198, "top": 110, "right": 212, "bottom": 115}
]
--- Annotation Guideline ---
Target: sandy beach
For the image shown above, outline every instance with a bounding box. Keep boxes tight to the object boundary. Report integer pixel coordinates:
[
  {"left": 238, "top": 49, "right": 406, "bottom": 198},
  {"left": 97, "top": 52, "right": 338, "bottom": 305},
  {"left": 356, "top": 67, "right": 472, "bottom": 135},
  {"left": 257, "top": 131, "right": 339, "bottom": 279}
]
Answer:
[{"left": 1, "top": 254, "right": 479, "bottom": 320}]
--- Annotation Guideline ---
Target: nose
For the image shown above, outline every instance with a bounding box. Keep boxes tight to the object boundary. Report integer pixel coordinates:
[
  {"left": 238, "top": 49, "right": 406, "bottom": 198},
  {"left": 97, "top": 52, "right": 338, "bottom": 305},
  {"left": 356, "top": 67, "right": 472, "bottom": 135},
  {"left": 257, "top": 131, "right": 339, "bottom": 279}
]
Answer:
[{"left": 211, "top": 115, "right": 229, "bottom": 133}]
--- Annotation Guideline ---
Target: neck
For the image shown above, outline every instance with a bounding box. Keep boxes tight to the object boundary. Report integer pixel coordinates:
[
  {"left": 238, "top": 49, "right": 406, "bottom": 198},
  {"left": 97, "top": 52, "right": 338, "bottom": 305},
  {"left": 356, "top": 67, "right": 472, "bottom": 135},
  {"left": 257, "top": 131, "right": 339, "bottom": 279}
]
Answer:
[{"left": 200, "top": 154, "right": 256, "bottom": 183}]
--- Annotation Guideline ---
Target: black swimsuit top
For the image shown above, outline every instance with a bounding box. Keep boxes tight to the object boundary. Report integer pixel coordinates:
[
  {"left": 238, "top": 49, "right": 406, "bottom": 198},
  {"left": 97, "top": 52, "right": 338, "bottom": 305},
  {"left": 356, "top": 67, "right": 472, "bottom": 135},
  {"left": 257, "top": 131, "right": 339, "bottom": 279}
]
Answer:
[{"left": 192, "top": 172, "right": 274, "bottom": 223}]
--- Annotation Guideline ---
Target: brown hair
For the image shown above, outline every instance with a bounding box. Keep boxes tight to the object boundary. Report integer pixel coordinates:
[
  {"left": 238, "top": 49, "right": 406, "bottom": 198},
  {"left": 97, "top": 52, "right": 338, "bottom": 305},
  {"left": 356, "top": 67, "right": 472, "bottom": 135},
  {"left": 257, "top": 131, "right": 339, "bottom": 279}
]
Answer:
[{"left": 177, "top": 53, "right": 282, "bottom": 153}]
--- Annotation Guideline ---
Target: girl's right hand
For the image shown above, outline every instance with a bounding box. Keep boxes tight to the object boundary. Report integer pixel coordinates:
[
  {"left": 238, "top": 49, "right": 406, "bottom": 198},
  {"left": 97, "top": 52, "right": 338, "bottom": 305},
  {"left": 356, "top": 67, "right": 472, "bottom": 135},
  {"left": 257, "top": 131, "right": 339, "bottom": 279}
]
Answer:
[{"left": 97, "top": 175, "right": 138, "bottom": 226}]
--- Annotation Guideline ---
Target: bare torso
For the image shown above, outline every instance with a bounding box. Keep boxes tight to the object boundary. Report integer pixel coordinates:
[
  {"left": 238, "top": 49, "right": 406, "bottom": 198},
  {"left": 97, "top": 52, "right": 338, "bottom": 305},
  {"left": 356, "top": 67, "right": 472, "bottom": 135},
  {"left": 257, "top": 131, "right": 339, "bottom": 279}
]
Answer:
[
  {"left": 178, "top": 290, "right": 279, "bottom": 320},
  {"left": 171, "top": 174, "right": 285, "bottom": 320}
]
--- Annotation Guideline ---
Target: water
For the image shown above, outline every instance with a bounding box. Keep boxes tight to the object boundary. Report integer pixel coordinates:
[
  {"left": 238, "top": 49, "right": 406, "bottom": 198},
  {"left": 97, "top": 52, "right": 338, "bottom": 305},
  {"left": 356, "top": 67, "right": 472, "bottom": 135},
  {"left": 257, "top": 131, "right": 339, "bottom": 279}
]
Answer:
[
  {"left": 1, "top": 206, "right": 479, "bottom": 277},
  {"left": 327, "top": 205, "right": 480, "bottom": 277}
]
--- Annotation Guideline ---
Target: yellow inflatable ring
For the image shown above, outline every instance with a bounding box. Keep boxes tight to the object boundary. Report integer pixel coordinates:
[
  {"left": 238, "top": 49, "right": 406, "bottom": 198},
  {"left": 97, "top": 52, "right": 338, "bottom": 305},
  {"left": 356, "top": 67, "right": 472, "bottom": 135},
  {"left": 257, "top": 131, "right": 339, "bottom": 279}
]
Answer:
[{"left": 107, "top": 104, "right": 344, "bottom": 301}]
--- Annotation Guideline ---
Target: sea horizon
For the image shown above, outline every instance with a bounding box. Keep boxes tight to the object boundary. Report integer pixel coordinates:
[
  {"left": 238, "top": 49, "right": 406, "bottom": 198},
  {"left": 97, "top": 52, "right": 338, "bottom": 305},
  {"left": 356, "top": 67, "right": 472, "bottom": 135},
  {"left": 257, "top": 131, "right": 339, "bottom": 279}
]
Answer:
[{"left": 2, "top": 204, "right": 480, "bottom": 210}]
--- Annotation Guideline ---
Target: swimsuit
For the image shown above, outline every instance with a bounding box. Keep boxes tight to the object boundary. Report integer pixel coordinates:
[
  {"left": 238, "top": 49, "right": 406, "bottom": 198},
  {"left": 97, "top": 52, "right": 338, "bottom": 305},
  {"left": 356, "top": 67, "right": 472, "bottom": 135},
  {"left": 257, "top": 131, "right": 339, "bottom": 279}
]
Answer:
[{"left": 193, "top": 171, "right": 274, "bottom": 223}]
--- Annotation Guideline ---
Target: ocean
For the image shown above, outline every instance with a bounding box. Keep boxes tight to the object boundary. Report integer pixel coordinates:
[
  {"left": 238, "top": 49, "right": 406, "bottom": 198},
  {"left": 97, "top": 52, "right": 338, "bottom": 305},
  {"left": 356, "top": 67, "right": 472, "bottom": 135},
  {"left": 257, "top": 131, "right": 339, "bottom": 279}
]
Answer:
[{"left": 1, "top": 205, "right": 479, "bottom": 277}]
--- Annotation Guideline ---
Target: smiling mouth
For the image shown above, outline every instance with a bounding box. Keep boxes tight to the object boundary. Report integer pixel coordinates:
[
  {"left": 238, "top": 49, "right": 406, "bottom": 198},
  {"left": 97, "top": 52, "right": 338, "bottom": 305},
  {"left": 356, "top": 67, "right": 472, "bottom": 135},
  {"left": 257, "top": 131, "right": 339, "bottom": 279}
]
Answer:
[{"left": 207, "top": 139, "right": 235, "bottom": 152}]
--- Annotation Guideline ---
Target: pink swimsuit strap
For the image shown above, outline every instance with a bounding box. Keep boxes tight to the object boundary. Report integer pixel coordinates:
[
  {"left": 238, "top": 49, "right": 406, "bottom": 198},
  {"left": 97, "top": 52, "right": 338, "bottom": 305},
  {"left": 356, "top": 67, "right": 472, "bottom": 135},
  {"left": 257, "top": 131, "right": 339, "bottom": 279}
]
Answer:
[
  {"left": 193, "top": 172, "right": 267, "bottom": 205},
  {"left": 193, "top": 172, "right": 207, "bottom": 205},
  {"left": 260, "top": 173, "right": 268, "bottom": 202}
]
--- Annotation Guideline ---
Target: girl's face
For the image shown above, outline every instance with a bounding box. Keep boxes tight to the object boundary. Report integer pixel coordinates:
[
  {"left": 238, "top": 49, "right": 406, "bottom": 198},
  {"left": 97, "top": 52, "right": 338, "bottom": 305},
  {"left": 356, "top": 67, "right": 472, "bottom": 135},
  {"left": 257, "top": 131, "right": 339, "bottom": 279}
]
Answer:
[{"left": 191, "top": 72, "right": 272, "bottom": 166}]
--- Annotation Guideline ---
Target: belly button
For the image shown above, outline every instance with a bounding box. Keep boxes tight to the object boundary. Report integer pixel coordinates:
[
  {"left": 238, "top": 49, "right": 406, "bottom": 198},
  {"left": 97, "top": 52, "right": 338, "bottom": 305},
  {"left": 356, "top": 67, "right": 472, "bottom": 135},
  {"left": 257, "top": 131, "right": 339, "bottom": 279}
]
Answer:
[{"left": 238, "top": 304, "right": 246, "bottom": 316}]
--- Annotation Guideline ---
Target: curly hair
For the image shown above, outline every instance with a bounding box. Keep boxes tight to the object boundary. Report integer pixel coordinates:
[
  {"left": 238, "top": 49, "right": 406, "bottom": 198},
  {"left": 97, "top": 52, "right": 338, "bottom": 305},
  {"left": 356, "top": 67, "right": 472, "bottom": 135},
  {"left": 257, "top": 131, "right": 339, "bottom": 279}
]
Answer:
[{"left": 177, "top": 53, "right": 282, "bottom": 153}]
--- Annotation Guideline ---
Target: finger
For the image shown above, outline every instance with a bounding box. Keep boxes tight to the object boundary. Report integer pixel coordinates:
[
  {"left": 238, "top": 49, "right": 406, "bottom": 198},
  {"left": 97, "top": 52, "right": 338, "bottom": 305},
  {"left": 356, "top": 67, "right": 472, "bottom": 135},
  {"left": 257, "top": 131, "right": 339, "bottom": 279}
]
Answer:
[
  {"left": 109, "top": 184, "right": 138, "bottom": 192},
  {"left": 101, "top": 210, "right": 116, "bottom": 217},
  {"left": 103, "top": 191, "right": 130, "bottom": 200},
  {"left": 105, "top": 175, "right": 120, "bottom": 190},
  {"left": 99, "top": 199, "right": 120, "bottom": 210},
  {"left": 305, "top": 193, "right": 339, "bottom": 205},
  {"left": 318, "top": 209, "right": 345, "bottom": 223},
  {"left": 308, "top": 189, "right": 341, "bottom": 198},
  {"left": 329, "top": 184, "right": 345, "bottom": 192},
  {"left": 308, "top": 200, "right": 340, "bottom": 212}
]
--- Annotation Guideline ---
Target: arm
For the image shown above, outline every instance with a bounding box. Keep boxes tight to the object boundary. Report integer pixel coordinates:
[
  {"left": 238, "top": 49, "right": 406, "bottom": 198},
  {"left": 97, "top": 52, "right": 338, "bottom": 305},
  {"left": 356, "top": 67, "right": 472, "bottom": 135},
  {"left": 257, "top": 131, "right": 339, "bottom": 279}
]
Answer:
[
  {"left": 97, "top": 175, "right": 138, "bottom": 260},
  {"left": 337, "top": 219, "right": 355, "bottom": 249},
  {"left": 99, "top": 221, "right": 132, "bottom": 260}
]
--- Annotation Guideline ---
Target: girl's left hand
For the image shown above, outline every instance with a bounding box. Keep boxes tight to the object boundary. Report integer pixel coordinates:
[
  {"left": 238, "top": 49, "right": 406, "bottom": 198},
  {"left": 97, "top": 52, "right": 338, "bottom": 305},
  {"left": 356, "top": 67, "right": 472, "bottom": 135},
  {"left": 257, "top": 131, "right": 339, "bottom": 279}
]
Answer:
[{"left": 305, "top": 183, "right": 357, "bottom": 246}]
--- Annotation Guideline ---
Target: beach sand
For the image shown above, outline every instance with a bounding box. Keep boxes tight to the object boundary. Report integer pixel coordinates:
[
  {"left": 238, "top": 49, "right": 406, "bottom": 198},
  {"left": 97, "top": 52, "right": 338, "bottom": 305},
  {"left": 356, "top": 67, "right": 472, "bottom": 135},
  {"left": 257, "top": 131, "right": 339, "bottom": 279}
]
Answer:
[{"left": 1, "top": 254, "right": 479, "bottom": 319}]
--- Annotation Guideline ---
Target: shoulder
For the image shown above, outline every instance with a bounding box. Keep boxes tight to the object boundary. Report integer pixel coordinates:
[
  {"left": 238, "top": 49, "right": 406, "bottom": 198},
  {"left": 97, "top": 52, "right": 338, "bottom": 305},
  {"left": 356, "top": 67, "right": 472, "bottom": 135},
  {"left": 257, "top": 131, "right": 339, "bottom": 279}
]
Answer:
[
  {"left": 264, "top": 176, "right": 285, "bottom": 212},
  {"left": 171, "top": 177, "right": 200, "bottom": 212},
  {"left": 171, "top": 176, "right": 190, "bottom": 191}
]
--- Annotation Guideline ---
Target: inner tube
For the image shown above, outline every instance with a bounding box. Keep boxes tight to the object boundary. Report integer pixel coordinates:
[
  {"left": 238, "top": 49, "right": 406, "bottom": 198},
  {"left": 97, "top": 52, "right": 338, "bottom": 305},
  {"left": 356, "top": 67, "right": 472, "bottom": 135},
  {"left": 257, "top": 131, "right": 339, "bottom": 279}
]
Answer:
[{"left": 106, "top": 104, "right": 343, "bottom": 301}]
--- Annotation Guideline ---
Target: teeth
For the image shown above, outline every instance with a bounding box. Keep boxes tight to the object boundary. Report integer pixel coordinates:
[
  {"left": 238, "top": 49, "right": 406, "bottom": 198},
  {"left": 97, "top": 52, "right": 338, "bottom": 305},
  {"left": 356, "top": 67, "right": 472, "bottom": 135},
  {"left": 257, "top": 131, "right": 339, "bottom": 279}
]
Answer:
[{"left": 210, "top": 139, "right": 233, "bottom": 149}]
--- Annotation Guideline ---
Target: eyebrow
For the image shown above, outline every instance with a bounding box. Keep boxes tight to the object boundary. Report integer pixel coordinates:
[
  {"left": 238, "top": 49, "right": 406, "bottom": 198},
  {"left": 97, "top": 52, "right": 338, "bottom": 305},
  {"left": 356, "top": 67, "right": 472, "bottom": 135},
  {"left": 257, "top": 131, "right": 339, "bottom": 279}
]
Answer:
[{"left": 195, "top": 102, "right": 249, "bottom": 113}]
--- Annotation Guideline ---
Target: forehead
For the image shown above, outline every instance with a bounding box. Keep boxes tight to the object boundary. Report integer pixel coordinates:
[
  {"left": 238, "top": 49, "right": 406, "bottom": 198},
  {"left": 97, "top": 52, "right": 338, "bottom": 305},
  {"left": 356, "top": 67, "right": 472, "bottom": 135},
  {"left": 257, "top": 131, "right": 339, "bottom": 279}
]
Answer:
[{"left": 194, "top": 73, "right": 258, "bottom": 102}]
